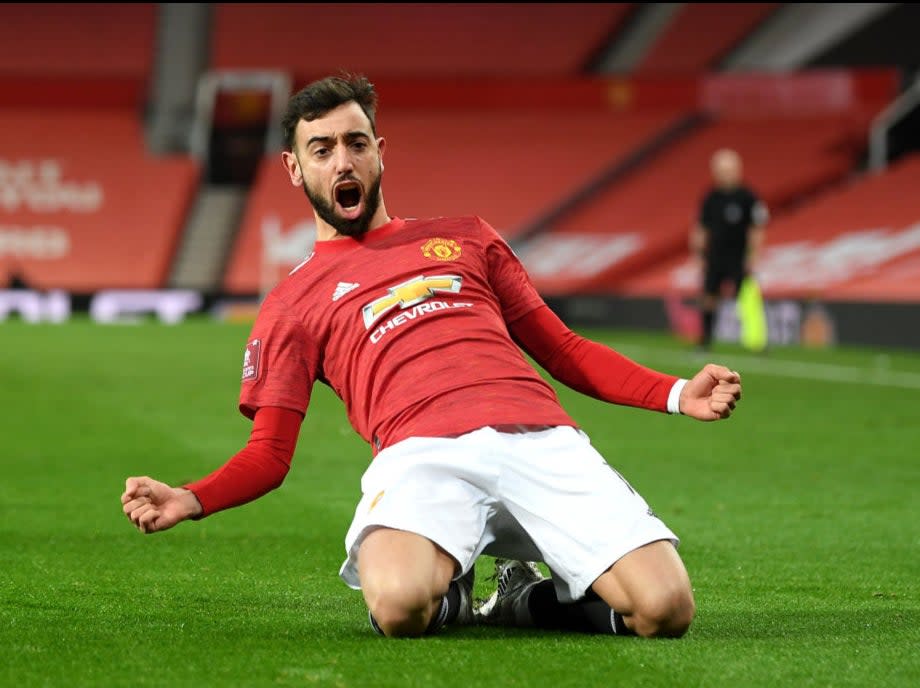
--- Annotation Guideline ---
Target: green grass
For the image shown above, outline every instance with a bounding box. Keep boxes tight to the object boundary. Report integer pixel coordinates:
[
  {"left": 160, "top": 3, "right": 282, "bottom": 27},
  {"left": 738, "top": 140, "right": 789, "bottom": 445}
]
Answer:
[{"left": 2, "top": 318, "right": 918, "bottom": 687}]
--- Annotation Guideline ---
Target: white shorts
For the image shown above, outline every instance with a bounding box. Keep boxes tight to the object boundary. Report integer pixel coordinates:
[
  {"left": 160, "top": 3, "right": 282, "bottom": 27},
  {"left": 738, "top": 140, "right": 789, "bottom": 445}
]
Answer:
[{"left": 338, "top": 425, "right": 678, "bottom": 603}]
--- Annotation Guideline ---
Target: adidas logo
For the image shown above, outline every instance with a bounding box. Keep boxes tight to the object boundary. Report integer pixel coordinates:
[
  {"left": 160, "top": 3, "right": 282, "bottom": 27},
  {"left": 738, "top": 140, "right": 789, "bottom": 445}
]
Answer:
[{"left": 332, "top": 281, "right": 360, "bottom": 301}]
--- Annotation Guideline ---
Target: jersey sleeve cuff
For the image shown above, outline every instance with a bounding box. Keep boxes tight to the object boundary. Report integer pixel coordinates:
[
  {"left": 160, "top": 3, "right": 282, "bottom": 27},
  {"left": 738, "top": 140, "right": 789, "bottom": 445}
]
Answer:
[{"left": 667, "top": 379, "right": 689, "bottom": 415}]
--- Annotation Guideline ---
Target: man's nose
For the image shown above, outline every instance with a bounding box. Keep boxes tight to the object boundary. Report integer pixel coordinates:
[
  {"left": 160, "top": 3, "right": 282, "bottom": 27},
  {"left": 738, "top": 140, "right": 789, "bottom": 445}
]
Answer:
[{"left": 333, "top": 145, "right": 354, "bottom": 174}]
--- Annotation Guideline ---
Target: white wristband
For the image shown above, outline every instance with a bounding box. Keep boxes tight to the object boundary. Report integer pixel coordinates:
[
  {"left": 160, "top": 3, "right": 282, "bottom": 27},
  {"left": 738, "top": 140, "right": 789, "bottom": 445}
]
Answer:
[{"left": 667, "top": 379, "right": 689, "bottom": 415}]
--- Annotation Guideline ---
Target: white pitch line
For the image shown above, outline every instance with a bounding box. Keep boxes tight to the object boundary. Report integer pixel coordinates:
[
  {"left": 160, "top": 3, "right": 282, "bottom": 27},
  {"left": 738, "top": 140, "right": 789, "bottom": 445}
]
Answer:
[{"left": 614, "top": 344, "right": 920, "bottom": 391}]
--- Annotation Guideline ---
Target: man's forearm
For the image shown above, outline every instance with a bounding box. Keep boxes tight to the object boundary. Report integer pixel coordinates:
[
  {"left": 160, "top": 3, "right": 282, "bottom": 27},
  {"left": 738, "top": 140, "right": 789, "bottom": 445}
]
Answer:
[
  {"left": 510, "top": 305, "right": 680, "bottom": 413},
  {"left": 544, "top": 335, "right": 680, "bottom": 412},
  {"left": 184, "top": 448, "right": 290, "bottom": 517},
  {"left": 183, "top": 406, "right": 302, "bottom": 518}
]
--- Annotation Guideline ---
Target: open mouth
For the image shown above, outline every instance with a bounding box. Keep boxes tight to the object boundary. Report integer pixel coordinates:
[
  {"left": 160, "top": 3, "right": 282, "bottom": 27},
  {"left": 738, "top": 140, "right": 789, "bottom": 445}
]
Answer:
[{"left": 334, "top": 181, "right": 363, "bottom": 212}]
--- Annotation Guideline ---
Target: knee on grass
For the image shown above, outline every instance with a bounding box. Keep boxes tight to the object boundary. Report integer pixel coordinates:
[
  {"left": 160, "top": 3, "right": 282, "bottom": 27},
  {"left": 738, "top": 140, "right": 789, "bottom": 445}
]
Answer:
[
  {"left": 365, "top": 579, "right": 442, "bottom": 638},
  {"left": 629, "top": 585, "right": 696, "bottom": 638}
]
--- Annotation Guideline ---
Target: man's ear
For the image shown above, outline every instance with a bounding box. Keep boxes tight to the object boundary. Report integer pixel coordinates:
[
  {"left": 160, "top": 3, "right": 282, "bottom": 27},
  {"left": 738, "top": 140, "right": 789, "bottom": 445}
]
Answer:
[
  {"left": 281, "top": 150, "right": 302, "bottom": 187},
  {"left": 377, "top": 136, "right": 386, "bottom": 171}
]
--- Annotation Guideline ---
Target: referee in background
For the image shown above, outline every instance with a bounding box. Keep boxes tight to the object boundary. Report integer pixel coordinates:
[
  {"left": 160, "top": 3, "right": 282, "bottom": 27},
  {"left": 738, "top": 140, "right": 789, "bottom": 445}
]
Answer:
[{"left": 690, "top": 148, "right": 769, "bottom": 351}]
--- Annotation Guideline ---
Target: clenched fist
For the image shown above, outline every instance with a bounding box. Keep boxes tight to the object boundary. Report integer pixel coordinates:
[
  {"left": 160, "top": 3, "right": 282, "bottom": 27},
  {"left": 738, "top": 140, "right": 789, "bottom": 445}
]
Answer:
[
  {"left": 121, "top": 476, "right": 202, "bottom": 534},
  {"left": 678, "top": 364, "right": 742, "bottom": 421}
]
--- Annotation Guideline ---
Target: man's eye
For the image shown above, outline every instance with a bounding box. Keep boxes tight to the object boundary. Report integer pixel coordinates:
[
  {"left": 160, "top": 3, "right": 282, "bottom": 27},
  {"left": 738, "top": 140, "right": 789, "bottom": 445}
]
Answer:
[
  {"left": 351, "top": 141, "right": 367, "bottom": 151},
  {"left": 314, "top": 148, "right": 329, "bottom": 157}
]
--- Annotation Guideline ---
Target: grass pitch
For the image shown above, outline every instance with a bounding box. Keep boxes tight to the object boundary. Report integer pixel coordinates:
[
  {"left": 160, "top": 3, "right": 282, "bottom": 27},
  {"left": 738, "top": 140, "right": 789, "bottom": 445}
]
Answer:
[{"left": 1, "top": 318, "right": 918, "bottom": 687}]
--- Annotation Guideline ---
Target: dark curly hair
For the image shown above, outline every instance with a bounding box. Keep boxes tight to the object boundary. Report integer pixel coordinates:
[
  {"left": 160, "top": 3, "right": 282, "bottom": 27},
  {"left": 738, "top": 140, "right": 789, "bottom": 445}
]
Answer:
[{"left": 281, "top": 73, "right": 378, "bottom": 150}]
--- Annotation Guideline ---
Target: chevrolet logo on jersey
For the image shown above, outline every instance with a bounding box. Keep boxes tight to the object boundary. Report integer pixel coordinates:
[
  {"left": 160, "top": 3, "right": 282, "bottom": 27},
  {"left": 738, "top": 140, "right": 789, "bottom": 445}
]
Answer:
[{"left": 362, "top": 275, "right": 463, "bottom": 328}]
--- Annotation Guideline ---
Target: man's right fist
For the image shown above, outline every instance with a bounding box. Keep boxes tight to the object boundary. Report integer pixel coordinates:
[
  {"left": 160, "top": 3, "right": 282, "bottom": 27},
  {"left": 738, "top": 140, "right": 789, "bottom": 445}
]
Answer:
[{"left": 121, "top": 477, "right": 202, "bottom": 534}]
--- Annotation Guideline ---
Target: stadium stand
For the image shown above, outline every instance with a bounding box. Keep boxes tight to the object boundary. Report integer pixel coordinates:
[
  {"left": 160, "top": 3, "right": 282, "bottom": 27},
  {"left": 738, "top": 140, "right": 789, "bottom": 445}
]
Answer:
[
  {"left": 515, "top": 102, "right": 891, "bottom": 297},
  {"left": 0, "top": 3, "right": 157, "bottom": 109},
  {"left": 0, "top": 110, "right": 199, "bottom": 292},
  {"left": 5, "top": 1, "right": 913, "bottom": 332},
  {"left": 209, "top": 2, "right": 706, "bottom": 295},
  {"left": 209, "top": 5, "right": 908, "bottom": 302},
  {"left": 0, "top": 3, "right": 201, "bottom": 292},
  {"left": 619, "top": 151, "right": 920, "bottom": 303},
  {"left": 634, "top": 3, "right": 781, "bottom": 75},
  {"left": 221, "top": 103, "right": 694, "bottom": 295},
  {"left": 209, "top": 3, "right": 635, "bottom": 78}
]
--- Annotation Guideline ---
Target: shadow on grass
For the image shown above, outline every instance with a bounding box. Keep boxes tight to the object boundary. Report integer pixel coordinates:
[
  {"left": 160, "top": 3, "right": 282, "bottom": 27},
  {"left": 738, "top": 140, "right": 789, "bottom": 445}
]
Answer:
[
  {"left": 328, "top": 608, "right": 919, "bottom": 643},
  {"left": 21, "top": 577, "right": 912, "bottom": 646}
]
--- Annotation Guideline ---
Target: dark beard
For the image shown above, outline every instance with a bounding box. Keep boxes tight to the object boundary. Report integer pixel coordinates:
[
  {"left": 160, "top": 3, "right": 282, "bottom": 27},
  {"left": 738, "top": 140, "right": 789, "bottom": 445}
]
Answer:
[{"left": 303, "top": 171, "right": 383, "bottom": 238}]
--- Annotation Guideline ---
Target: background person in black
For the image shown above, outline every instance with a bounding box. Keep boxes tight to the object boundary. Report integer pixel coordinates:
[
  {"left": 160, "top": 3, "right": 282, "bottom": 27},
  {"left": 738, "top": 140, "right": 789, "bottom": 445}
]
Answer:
[{"left": 690, "top": 148, "right": 769, "bottom": 350}]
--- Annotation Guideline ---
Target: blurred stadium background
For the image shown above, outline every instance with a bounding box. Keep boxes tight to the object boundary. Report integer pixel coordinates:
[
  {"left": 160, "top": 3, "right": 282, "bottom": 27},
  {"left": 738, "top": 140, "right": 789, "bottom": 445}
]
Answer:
[
  {"left": 3, "top": 5, "right": 920, "bottom": 688},
  {"left": 2, "top": 2, "right": 919, "bottom": 348}
]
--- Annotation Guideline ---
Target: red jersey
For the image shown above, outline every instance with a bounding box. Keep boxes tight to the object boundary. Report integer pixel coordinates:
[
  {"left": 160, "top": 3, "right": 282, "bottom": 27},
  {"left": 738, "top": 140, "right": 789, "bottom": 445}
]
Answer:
[{"left": 239, "top": 215, "right": 578, "bottom": 453}]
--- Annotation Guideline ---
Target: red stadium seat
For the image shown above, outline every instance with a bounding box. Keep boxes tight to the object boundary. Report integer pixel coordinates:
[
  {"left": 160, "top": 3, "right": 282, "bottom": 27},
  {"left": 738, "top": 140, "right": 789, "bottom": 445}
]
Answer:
[
  {"left": 209, "top": 3, "right": 635, "bottom": 79},
  {"left": 0, "top": 4, "right": 209, "bottom": 293},
  {"left": 636, "top": 3, "right": 781, "bottom": 75},
  {"left": 0, "top": 3, "right": 157, "bottom": 109}
]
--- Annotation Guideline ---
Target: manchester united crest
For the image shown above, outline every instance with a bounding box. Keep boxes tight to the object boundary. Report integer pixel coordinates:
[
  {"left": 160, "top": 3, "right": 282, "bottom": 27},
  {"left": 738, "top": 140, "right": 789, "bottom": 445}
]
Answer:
[{"left": 421, "top": 238, "right": 462, "bottom": 262}]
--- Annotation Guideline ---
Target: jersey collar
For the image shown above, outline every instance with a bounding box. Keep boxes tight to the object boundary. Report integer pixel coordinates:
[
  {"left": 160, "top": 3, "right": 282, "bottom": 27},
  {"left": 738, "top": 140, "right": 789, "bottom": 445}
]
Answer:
[{"left": 313, "top": 217, "right": 406, "bottom": 254}]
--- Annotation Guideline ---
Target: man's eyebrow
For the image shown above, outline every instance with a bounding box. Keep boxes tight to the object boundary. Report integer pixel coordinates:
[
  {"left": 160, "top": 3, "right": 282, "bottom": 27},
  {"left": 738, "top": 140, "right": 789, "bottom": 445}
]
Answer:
[
  {"left": 306, "top": 135, "right": 335, "bottom": 147},
  {"left": 306, "top": 131, "right": 371, "bottom": 147}
]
